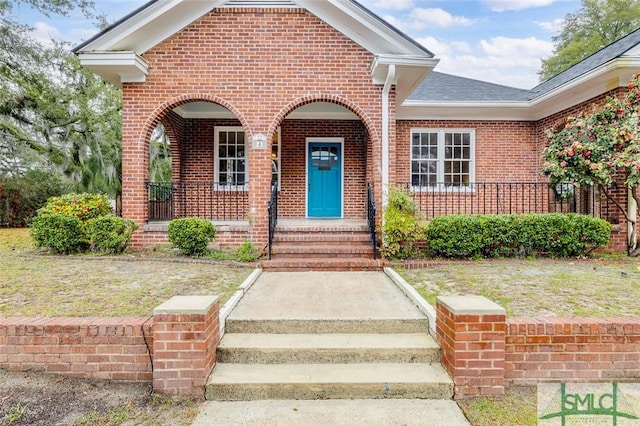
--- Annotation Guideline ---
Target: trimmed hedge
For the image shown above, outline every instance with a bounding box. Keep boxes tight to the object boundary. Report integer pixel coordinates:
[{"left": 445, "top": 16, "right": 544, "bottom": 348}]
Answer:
[
  {"left": 168, "top": 217, "right": 216, "bottom": 256},
  {"left": 426, "top": 213, "right": 612, "bottom": 258}
]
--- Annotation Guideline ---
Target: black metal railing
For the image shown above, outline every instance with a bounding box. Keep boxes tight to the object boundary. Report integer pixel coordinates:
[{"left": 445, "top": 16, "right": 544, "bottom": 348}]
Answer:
[
  {"left": 267, "top": 182, "right": 279, "bottom": 260},
  {"left": 367, "top": 183, "right": 379, "bottom": 259},
  {"left": 147, "top": 181, "right": 249, "bottom": 221},
  {"left": 397, "top": 182, "right": 609, "bottom": 220}
]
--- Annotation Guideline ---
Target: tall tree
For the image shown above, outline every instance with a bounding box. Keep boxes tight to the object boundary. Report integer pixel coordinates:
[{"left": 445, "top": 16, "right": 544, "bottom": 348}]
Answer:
[
  {"left": 0, "top": 0, "right": 93, "bottom": 18},
  {"left": 1, "top": 0, "right": 124, "bottom": 197},
  {"left": 540, "top": 0, "right": 640, "bottom": 81}
]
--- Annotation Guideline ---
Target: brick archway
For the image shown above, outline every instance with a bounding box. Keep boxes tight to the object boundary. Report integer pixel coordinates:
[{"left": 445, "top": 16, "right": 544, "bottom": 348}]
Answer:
[
  {"left": 139, "top": 94, "right": 251, "bottom": 150},
  {"left": 268, "top": 94, "right": 379, "bottom": 143}
]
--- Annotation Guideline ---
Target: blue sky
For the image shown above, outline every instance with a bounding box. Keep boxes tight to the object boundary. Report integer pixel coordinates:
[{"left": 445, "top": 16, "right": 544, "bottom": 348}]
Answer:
[{"left": 10, "top": 0, "right": 581, "bottom": 89}]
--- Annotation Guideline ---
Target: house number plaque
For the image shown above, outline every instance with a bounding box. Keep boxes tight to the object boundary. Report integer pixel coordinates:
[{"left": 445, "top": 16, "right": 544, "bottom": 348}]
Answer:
[{"left": 252, "top": 134, "right": 267, "bottom": 150}]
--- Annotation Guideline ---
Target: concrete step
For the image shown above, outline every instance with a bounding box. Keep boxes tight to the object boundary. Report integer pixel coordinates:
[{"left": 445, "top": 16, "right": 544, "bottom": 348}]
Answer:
[
  {"left": 193, "top": 399, "right": 471, "bottom": 426},
  {"left": 217, "top": 333, "right": 440, "bottom": 364},
  {"left": 224, "top": 318, "right": 429, "bottom": 334},
  {"left": 261, "top": 258, "right": 385, "bottom": 272},
  {"left": 206, "top": 362, "right": 454, "bottom": 401}
]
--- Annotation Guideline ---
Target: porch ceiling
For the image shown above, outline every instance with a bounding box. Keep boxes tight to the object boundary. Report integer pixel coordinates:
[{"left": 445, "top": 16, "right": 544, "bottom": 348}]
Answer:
[{"left": 173, "top": 101, "right": 359, "bottom": 120}]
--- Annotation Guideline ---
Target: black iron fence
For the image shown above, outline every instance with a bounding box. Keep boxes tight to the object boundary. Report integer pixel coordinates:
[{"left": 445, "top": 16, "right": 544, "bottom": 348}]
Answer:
[
  {"left": 147, "top": 181, "right": 249, "bottom": 221},
  {"left": 267, "top": 183, "right": 279, "bottom": 260},
  {"left": 397, "top": 182, "right": 612, "bottom": 220}
]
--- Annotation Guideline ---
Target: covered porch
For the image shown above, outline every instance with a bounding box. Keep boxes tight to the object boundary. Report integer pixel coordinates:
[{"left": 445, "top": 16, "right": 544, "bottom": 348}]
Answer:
[{"left": 142, "top": 99, "right": 379, "bottom": 254}]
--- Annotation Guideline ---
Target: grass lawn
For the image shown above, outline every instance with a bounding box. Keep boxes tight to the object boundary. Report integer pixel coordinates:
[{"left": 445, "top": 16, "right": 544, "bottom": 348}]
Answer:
[
  {"left": 0, "top": 228, "right": 254, "bottom": 317},
  {"left": 398, "top": 257, "right": 640, "bottom": 317}
]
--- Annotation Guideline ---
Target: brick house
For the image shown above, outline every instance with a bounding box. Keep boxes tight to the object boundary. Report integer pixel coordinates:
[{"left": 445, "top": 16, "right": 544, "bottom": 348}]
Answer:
[{"left": 75, "top": 0, "right": 640, "bottom": 264}]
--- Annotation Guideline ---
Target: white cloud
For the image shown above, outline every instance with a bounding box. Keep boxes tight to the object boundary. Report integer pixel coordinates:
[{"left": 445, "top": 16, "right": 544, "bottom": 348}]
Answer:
[
  {"left": 386, "top": 8, "right": 474, "bottom": 31},
  {"left": 484, "top": 0, "right": 555, "bottom": 12},
  {"left": 415, "top": 36, "right": 452, "bottom": 56},
  {"left": 412, "top": 8, "right": 474, "bottom": 28},
  {"left": 479, "top": 36, "right": 552, "bottom": 58},
  {"left": 373, "top": 0, "right": 414, "bottom": 10},
  {"left": 535, "top": 18, "right": 564, "bottom": 32},
  {"left": 417, "top": 36, "right": 554, "bottom": 88},
  {"left": 30, "top": 22, "right": 62, "bottom": 47}
]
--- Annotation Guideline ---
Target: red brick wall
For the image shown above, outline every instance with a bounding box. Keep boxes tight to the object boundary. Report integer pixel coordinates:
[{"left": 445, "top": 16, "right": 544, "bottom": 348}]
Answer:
[
  {"left": 436, "top": 301, "right": 506, "bottom": 396},
  {"left": 279, "top": 120, "right": 367, "bottom": 218},
  {"left": 395, "top": 120, "right": 540, "bottom": 184},
  {"left": 0, "top": 317, "right": 152, "bottom": 382},
  {"left": 506, "top": 317, "right": 640, "bottom": 384},
  {"left": 395, "top": 120, "right": 544, "bottom": 218},
  {"left": 121, "top": 7, "right": 383, "bottom": 247},
  {"left": 436, "top": 297, "right": 640, "bottom": 398}
]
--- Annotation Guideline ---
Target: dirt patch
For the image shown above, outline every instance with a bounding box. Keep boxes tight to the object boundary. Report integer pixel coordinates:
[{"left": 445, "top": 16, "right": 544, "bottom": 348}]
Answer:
[{"left": 0, "top": 369, "right": 198, "bottom": 426}]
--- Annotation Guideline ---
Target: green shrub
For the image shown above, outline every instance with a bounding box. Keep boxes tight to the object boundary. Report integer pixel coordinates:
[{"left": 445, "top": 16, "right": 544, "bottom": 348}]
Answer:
[
  {"left": 37, "top": 193, "right": 111, "bottom": 221},
  {"left": 29, "top": 192, "right": 114, "bottom": 254},
  {"left": 168, "top": 218, "right": 216, "bottom": 256},
  {"left": 234, "top": 239, "right": 257, "bottom": 262},
  {"left": 86, "top": 216, "right": 138, "bottom": 254},
  {"left": 514, "top": 214, "right": 612, "bottom": 257},
  {"left": 426, "top": 213, "right": 612, "bottom": 258},
  {"left": 0, "top": 170, "right": 76, "bottom": 227},
  {"left": 381, "top": 187, "right": 425, "bottom": 259},
  {"left": 30, "top": 214, "right": 86, "bottom": 254}
]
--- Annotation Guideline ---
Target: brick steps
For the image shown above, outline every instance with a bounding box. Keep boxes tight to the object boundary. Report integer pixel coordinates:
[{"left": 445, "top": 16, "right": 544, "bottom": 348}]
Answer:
[
  {"left": 261, "top": 258, "right": 385, "bottom": 272},
  {"left": 266, "top": 220, "right": 378, "bottom": 271}
]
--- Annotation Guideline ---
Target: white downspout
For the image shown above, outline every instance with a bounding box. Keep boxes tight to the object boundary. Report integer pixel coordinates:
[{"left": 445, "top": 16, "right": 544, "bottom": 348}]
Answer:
[{"left": 381, "top": 64, "right": 396, "bottom": 210}]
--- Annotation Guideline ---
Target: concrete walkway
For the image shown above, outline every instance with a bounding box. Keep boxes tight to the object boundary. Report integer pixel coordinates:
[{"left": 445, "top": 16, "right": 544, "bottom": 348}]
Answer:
[{"left": 191, "top": 271, "right": 470, "bottom": 426}]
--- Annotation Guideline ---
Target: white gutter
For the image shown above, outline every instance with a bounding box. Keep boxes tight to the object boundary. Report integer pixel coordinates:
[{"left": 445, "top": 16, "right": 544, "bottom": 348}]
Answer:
[{"left": 382, "top": 64, "right": 396, "bottom": 209}]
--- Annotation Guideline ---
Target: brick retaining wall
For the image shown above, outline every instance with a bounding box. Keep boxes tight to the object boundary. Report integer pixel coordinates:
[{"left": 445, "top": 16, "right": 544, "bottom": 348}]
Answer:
[
  {"left": 0, "top": 317, "right": 153, "bottom": 381},
  {"left": 437, "top": 296, "right": 640, "bottom": 398},
  {"left": 506, "top": 317, "right": 640, "bottom": 384},
  {"left": 0, "top": 295, "right": 220, "bottom": 399}
]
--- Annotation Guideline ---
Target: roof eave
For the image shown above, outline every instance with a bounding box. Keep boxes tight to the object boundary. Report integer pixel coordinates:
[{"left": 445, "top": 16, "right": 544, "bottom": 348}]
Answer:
[
  {"left": 401, "top": 57, "right": 640, "bottom": 121},
  {"left": 372, "top": 55, "right": 440, "bottom": 103},
  {"left": 77, "top": 52, "right": 149, "bottom": 88},
  {"left": 398, "top": 101, "right": 534, "bottom": 121}
]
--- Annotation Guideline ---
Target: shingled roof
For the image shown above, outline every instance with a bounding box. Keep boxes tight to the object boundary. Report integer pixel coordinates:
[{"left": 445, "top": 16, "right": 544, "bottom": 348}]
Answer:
[
  {"left": 409, "top": 27, "right": 640, "bottom": 103},
  {"left": 408, "top": 72, "right": 534, "bottom": 102}
]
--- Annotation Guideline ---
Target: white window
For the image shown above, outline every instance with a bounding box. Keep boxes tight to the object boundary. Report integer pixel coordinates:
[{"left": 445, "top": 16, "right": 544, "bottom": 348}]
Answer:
[
  {"left": 411, "top": 129, "right": 475, "bottom": 188},
  {"left": 215, "top": 127, "right": 247, "bottom": 187}
]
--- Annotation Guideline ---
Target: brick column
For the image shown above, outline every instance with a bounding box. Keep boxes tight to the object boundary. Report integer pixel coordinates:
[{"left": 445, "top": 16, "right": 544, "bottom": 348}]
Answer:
[
  {"left": 436, "top": 295, "right": 506, "bottom": 397},
  {"left": 248, "top": 131, "right": 271, "bottom": 248},
  {"left": 153, "top": 296, "right": 220, "bottom": 399}
]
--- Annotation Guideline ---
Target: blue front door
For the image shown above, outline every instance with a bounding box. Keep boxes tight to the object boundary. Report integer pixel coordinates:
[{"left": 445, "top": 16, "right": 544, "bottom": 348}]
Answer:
[{"left": 308, "top": 142, "right": 342, "bottom": 218}]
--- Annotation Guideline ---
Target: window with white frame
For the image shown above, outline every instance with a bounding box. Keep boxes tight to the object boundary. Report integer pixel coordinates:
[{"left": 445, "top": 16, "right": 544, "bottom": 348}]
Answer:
[
  {"left": 215, "top": 127, "right": 247, "bottom": 186},
  {"left": 411, "top": 129, "right": 475, "bottom": 188}
]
